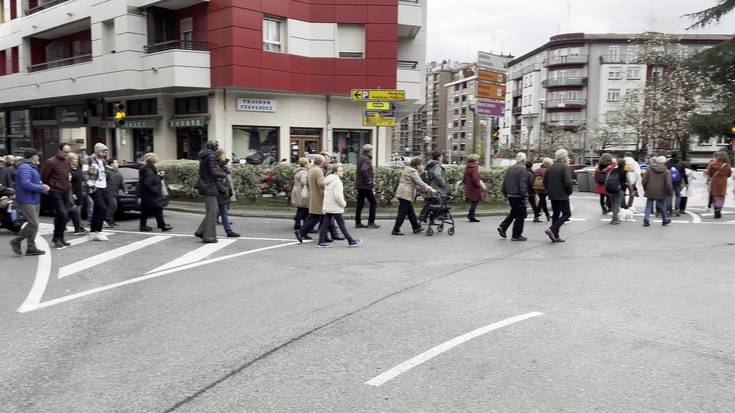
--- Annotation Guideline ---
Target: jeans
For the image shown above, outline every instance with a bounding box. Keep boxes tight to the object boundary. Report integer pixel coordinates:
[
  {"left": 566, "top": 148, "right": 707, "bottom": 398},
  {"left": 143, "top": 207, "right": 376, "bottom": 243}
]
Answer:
[
  {"left": 50, "top": 191, "right": 71, "bottom": 240},
  {"left": 599, "top": 194, "right": 610, "bottom": 212},
  {"left": 319, "top": 213, "right": 354, "bottom": 244},
  {"left": 196, "top": 195, "right": 219, "bottom": 242},
  {"left": 534, "top": 193, "right": 550, "bottom": 218},
  {"left": 609, "top": 192, "right": 623, "bottom": 221},
  {"left": 550, "top": 199, "right": 572, "bottom": 237},
  {"left": 69, "top": 202, "right": 83, "bottom": 232},
  {"left": 16, "top": 203, "right": 40, "bottom": 249},
  {"left": 140, "top": 206, "right": 166, "bottom": 229},
  {"left": 393, "top": 199, "right": 421, "bottom": 232},
  {"left": 499, "top": 197, "right": 527, "bottom": 238},
  {"left": 106, "top": 194, "right": 118, "bottom": 223},
  {"left": 293, "top": 207, "right": 309, "bottom": 230},
  {"left": 468, "top": 201, "right": 478, "bottom": 219},
  {"left": 625, "top": 185, "right": 637, "bottom": 209},
  {"left": 218, "top": 203, "right": 233, "bottom": 234},
  {"left": 644, "top": 198, "right": 668, "bottom": 224},
  {"left": 670, "top": 183, "right": 682, "bottom": 212},
  {"left": 355, "top": 189, "right": 377, "bottom": 225},
  {"left": 85, "top": 195, "right": 94, "bottom": 220},
  {"left": 90, "top": 189, "right": 109, "bottom": 233}
]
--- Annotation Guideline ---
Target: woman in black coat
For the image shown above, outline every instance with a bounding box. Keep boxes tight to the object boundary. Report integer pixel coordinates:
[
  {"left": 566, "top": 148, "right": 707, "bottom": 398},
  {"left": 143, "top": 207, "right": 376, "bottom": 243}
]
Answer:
[{"left": 139, "top": 153, "right": 172, "bottom": 232}]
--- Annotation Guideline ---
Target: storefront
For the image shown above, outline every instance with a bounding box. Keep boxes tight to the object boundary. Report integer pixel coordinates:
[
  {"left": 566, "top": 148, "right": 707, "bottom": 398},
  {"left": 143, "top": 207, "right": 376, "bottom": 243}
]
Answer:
[
  {"left": 170, "top": 117, "right": 208, "bottom": 160},
  {"left": 100, "top": 118, "right": 159, "bottom": 163},
  {"left": 232, "top": 125, "right": 279, "bottom": 165},
  {"left": 289, "top": 128, "right": 322, "bottom": 163},
  {"left": 7, "top": 109, "right": 32, "bottom": 156},
  {"left": 333, "top": 129, "right": 371, "bottom": 165},
  {"left": 57, "top": 105, "right": 88, "bottom": 155}
]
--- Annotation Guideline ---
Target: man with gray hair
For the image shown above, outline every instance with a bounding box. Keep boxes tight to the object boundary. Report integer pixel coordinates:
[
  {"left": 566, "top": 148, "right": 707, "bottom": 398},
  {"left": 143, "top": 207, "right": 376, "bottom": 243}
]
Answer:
[
  {"left": 543, "top": 148, "right": 573, "bottom": 242},
  {"left": 498, "top": 152, "right": 529, "bottom": 241}
]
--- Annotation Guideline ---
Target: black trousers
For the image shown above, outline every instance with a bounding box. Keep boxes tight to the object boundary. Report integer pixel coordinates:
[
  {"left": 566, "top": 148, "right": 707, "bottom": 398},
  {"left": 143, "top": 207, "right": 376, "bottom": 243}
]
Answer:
[
  {"left": 355, "top": 189, "right": 377, "bottom": 225},
  {"left": 319, "top": 213, "right": 354, "bottom": 243},
  {"left": 499, "top": 197, "right": 527, "bottom": 238},
  {"left": 50, "top": 191, "right": 71, "bottom": 240},
  {"left": 393, "top": 199, "right": 421, "bottom": 232},
  {"left": 140, "top": 206, "right": 166, "bottom": 229},
  {"left": 293, "top": 207, "right": 309, "bottom": 230},
  {"left": 301, "top": 213, "right": 326, "bottom": 237},
  {"left": 599, "top": 194, "right": 611, "bottom": 212},
  {"left": 550, "top": 199, "right": 572, "bottom": 237},
  {"left": 468, "top": 201, "right": 478, "bottom": 219},
  {"left": 90, "top": 189, "right": 109, "bottom": 233},
  {"left": 534, "top": 193, "right": 550, "bottom": 218}
]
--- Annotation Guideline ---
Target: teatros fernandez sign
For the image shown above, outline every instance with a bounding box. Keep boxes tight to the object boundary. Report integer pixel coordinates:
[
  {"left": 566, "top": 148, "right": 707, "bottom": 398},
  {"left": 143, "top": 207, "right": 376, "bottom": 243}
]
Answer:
[{"left": 237, "top": 98, "right": 276, "bottom": 112}]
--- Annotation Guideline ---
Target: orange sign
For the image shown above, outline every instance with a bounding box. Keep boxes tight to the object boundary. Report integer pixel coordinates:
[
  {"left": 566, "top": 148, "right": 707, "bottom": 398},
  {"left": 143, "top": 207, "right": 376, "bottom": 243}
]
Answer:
[
  {"left": 477, "top": 83, "right": 506, "bottom": 101},
  {"left": 478, "top": 69, "right": 506, "bottom": 84}
]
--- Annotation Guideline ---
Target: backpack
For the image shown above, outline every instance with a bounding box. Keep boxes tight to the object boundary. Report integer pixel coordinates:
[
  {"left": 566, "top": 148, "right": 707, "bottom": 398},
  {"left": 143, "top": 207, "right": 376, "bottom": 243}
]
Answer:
[
  {"left": 595, "top": 169, "right": 608, "bottom": 185},
  {"left": 604, "top": 169, "right": 621, "bottom": 194},
  {"left": 421, "top": 166, "right": 434, "bottom": 185},
  {"left": 533, "top": 175, "right": 545, "bottom": 192},
  {"left": 670, "top": 166, "right": 682, "bottom": 184}
]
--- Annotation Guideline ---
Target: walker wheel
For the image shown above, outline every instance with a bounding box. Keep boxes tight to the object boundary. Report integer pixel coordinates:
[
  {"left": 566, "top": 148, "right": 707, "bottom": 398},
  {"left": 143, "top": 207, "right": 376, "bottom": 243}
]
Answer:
[
  {"left": 448, "top": 227, "right": 455, "bottom": 236},
  {"left": 426, "top": 228, "right": 434, "bottom": 236},
  {"left": 437, "top": 225, "right": 444, "bottom": 232}
]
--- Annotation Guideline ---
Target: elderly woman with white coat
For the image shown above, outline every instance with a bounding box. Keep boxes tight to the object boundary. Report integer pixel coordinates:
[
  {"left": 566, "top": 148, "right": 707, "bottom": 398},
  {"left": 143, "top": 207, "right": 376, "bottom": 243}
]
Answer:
[
  {"left": 392, "top": 157, "right": 437, "bottom": 236},
  {"left": 318, "top": 164, "right": 362, "bottom": 248}
]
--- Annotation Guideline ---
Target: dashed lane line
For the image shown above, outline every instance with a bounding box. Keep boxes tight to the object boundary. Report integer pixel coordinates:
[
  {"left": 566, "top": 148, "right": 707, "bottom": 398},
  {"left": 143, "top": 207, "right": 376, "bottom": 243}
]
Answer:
[
  {"left": 57, "top": 236, "right": 171, "bottom": 279},
  {"left": 365, "top": 312, "right": 544, "bottom": 387},
  {"left": 147, "top": 239, "right": 238, "bottom": 274}
]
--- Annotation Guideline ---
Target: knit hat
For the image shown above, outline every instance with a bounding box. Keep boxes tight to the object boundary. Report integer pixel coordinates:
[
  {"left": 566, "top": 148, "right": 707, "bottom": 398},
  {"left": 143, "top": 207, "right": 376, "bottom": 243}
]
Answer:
[
  {"left": 94, "top": 143, "right": 108, "bottom": 152},
  {"left": 23, "top": 148, "right": 39, "bottom": 159},
  {"left": 362, "top": 144, "right": 374, "bottom": 152}
]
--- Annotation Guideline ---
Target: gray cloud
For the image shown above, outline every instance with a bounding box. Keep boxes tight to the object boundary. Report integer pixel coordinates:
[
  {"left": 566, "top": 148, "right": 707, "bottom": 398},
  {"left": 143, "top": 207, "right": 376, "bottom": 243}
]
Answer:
[{"left": 427, "top": 0, "right": 735, "bottom": 62}]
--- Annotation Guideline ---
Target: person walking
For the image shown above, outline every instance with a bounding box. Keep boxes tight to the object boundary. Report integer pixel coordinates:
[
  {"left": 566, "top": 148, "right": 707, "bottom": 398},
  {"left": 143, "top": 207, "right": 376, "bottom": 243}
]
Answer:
[
  {"left": 105, "top": 159, "right": 125, "bottom": 228},
  {"left": 291, "top": 157, "right": 310, "bottom": 231},
  {"left": 532, "top": 158, "right": 552, "bottom": 222},
  {"left": 623, "top": 152, "right": 641, "bottom": 209},
  {"left": 316, "top": 151, "right": 343, "bottom": 240},
  {"left": 296, "top": 155, "right": 328, "bottom": 243},
  {"left": 318, "top": 164, "right": 363, "bottom": 248},
  {"left": 642, "top": 156, "right": 674, "bottom": 227},
  {"left": 498, "top": 153, "right": 529, "bottom": 241},
  {"left": 0, "top": 157, "right": 13, "bottom": 189},
  {"left": 666, "top": 151, "right": 688, "bottom": 217},
  {"left": 544, "top": 149, "right": 573, "bottom": 243},
  {"left": 138, "top": 153, "right": 173, "bottom": 232},
  {"left": 42, "top": 143, "right": 73, "bottom": 249},
  {"left": 2, "top": 155, "right": 17, "bottom": 188},
  {"left": 463, "top": 154, "right": 485, "bottom": 222},
  {"left": 594, "top": 153, "right": 614, "bottom": 214},
  {"left": 86, "top": 143, "right": 111, "bottom": 241},
  {"left": 419, "top": 151, "right": 448, "bottom": 221},
  {"left": 214, "top": 149, "right": 239, "bottom": 237},
  {"left": 355, "top": 144, "right": 380, "bottom": 229},
  {"left": 67, "top": 153, "right": 88, "bottom": 236},
  {"left": 607, "top": 157, "right": 627, "bottom": 225},
  {"left": 525, "top": 161, "right": 539, "bottom": 222},
  {"left": 195, "top": 141, "right": 226, "bottom": 243},
  {"left": 392, "top": 157, "right": 436, "bottom": 235},
  {"left": 9, "top": 149, "right": 50, "bottom": 256},
  {"left": 706, "top": 151, "right": 732, "bottom": 219}
]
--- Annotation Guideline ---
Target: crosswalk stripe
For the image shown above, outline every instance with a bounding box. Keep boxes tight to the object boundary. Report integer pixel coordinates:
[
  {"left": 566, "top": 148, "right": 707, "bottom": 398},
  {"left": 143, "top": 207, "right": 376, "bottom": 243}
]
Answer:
[
  {"left": 146, "top": 239, "right": 238, "bottom": 274},
  {"left": 57, "top": 236, "right": 171, "bottom": 279}
]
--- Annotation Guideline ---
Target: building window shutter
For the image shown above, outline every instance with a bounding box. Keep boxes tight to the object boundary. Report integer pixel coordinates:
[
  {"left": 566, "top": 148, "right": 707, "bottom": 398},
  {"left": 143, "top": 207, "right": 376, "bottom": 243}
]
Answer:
[{"left": 337, "top": 24, "right": 364, "bottom": 58}]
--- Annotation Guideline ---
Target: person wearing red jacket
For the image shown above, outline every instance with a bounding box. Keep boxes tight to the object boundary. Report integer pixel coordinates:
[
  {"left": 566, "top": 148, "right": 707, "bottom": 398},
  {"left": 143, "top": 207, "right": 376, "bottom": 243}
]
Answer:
[
  {"left": 42, "top": 143, "right": 72, "bottom": 249},
  {"left": 462, "top": 154, "right": 484, "bottom": 222}
]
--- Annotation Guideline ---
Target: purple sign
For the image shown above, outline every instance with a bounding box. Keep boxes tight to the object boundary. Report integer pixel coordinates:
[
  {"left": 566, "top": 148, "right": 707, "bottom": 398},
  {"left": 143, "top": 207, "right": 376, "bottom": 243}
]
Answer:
[{"left": 476, "top": 99, "right": 505, "bottom": 117}]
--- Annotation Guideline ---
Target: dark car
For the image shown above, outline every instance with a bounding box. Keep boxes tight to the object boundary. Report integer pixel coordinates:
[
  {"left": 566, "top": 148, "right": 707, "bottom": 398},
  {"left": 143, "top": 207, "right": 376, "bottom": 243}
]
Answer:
[{"left": 117, "top": 163, "right": 169, "bottom": 214}]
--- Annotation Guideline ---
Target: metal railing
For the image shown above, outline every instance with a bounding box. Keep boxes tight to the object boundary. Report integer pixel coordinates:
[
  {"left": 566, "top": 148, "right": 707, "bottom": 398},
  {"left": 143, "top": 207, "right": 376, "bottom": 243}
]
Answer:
[
  {"left": 542, "top": 77, "right": 587, "bottom": 87},
  {"left": 397, "top": 60, "right": 419, "bottom": 69},
  {"left": 26, "top": 0, "right": 68, "bottom": 15},
  {"left": 28, "top": 54, "right": 92, "bottom": 72},
  {"left": 144, "top": 40, "right": 209, "bottom": 54},
  {"left": 545, "top": 99, "right": 587, "bottom": 108},
  {"left": 545, "top": 55, "right": 588, "bottom": 66}
]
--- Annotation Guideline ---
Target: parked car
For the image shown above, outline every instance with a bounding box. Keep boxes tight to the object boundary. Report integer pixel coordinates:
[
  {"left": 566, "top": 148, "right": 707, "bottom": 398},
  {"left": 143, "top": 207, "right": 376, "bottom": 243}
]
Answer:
[{"left": 117, "top": 163, "right": 169, "bottom": 214}]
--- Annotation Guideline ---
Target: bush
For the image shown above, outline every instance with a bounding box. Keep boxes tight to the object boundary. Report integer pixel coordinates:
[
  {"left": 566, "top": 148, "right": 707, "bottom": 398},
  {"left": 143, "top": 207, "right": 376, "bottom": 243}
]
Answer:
[{"left": 158, "top": 161, "right": 507, "bottom": 205}]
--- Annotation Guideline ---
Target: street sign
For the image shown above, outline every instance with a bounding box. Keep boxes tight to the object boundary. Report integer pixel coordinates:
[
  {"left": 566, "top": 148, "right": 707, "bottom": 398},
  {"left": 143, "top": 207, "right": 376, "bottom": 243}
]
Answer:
[
  {"left": 366, "top": 102, "right": 391, "bottom": 110},
  {"left": 363, "top": 110, "right": 396, "bottom": 127},
  {"left": 351, "top": 89, "right": 405, "bottom": 102},
  {"left": 476, "top": 99, "right": 505, "bottom": 117}
]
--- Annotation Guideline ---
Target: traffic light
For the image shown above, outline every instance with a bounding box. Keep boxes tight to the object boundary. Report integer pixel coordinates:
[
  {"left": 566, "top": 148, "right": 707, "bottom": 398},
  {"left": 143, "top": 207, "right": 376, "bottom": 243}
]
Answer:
[
  {"left": 114, "top": 103, "right": 126, "bottom": 127},
  {"left": 491, "top": 127, "right": 500, "bottom": 141}
]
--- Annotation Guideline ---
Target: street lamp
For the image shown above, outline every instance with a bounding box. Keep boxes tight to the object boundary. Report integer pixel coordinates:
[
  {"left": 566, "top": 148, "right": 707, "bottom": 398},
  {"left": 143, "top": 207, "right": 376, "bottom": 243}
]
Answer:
[{"left": 538, "top": 98, "right": 546, "bottom": 159}]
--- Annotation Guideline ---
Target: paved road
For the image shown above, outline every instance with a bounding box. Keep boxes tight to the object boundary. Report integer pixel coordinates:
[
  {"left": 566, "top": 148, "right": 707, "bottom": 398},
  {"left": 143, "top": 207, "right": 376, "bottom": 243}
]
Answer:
[{"left": 1, "top": 195, "right": 734, "bottom": 412}]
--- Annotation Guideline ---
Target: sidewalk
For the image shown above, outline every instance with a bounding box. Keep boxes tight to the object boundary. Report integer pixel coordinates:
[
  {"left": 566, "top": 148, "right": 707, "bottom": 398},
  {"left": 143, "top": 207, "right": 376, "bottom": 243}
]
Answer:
[{"left": 166, "top": 198, "right": 508, "bottom": 220}]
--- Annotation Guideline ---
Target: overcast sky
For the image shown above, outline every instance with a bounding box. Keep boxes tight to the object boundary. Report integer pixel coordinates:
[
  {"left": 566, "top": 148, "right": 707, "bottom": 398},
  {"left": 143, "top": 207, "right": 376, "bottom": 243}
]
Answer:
[{"left": 427, "top": 0, "right": 735, "bottom": 62}]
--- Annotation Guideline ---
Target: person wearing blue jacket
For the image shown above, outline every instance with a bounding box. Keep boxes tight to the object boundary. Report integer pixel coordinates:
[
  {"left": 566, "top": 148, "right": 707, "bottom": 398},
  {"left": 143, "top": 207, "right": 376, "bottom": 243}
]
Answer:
[{"left": 10, "top": 148, "right": 50, "bottom": 256}]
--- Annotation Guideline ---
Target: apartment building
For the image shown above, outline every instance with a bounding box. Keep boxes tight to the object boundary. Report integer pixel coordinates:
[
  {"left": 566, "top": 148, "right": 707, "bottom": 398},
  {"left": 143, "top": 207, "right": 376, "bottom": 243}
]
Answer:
[
  {"left": 504, "top": 32, "right": 732, "bottom": 164},
  {"left": 0, "top": 0, "right": 426, "bottom": 165}
]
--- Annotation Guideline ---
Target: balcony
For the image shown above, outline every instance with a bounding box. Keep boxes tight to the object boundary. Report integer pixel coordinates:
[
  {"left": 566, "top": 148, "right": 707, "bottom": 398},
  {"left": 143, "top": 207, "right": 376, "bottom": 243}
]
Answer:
[
  {"left": 545, "top": 55, "right": 588, "bottom": 67},
  {"left": 26, "top": 0, "right": 69, "bottom": 15},
  {"left": 144, "top": 40, "right": 209, "bottom": 54},
  {"left": 138, "top": 0, "right": 209, "bottom": 9},
  {"left": 542, "top": 77, "right": 587, "bottom": 88},
  {"left": 398, "top": 0, "right": 423, "bottom": 39},
  {"left": 545, "top": 99, "right": 586, "bottom": 109},
  {"left": 544, "top": 119, "right": 583, "bottom": 128},
  {"left": 511, "top": 106, "right": 522, "bottom": 115},
  {"left": 28, "top": 54, "right": 92, "bottom": 72}
]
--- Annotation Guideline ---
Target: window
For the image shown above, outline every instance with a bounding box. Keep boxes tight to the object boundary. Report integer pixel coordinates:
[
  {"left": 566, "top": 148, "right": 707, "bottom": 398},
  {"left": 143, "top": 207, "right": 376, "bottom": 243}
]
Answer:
[
  {"left": 233, "top": 125, "right": 280, "bottom": 163},
  {"left": 31, "top": 107, "right": 56, "bottom": 121},
  {"left": 651, "top": 67, "right": 664, "bottom": 80},
  {"left": 625, "top": 46, "right": 638, "bottom": 63},
  {"left": 263, "top": 17, "right": 284, "bottom": 52},
  {"left": 460, "top": 132, "right": 466, "bottom": 139},
  {"left": 133, "top": 129, "right": 154, "bottom": 163},
  {"left": 569, "top": 47, "right": 581, "bottom": 57},
  {"left": 453, "top": 108, "right": 459, "bottom": 116},
  {"left": 627, "top": 67, "right": 641, "bottom": 80},
  {"left": 175, "top": 96, "right": 208, "bottom": 114},
  {"left": 607, "top": 89, "right": 621, "bottom": 102},
  {"left": 625, "top": 89, "right": 640, "bottom": 103},
  {"left": 180, "top": 17, "right": 193, "bottom": 43},
  {"left": 333, "top": 129, "right": 370, "bottom": 164},
  {"left": 460, "top": 143, "right": 466, "bottom": 152},
  {"left": 453, "top": 133, "right": 458, "bottom": 140},
  {"left": 608, "top": 45, "right": 620, "bottom": 62},
  {"left": 608, "top": 67, "right": 623, "bottom": 80},
  {"left": 337, "top": 24, "right": 364, "bottom": 58},
  {"left": 453, "top": 120, "right": 459, "bottom": 128},
  {"left": 126, "top": 99, "right": 157, "bottom": 116}
]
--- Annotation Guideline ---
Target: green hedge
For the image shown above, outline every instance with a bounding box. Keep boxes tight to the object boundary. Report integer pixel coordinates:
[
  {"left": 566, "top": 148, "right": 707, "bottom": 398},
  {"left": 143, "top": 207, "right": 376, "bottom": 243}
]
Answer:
[{"left": 158, "top": 160, "right": 507, "bottom": 205}]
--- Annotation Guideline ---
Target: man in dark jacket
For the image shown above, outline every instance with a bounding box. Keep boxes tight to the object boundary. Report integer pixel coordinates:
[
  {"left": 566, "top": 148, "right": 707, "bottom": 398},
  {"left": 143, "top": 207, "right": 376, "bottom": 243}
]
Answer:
[
  {"left": 355, "top": 144, "right": 380, "bottom": 229},
  {"left": 195, "top": 141, "right": 226, "bottom": 243},
  {"left": 498, "top": 152, "right": 529, "bottom": 241},
  {"left": 544, "top": 148, "right": 573, "bottom": 243},
  {"left": 643, "top": 156, "right": 673, "bottom": 227},
  {"left": 42, "top": 143, "right": 72, "bottom": 249},
  {"left": 0, "top": 157, "right": 13, "bottom": 189},
  {"left": 666, "top": 151, "right": 688, "bottom": 216}
]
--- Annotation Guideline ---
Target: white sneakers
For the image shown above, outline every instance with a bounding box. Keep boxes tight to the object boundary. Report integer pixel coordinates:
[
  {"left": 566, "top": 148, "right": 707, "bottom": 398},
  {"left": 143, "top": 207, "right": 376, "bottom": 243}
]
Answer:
[{"left": 89, "top": 232, "right": 109, "bottom": 241}]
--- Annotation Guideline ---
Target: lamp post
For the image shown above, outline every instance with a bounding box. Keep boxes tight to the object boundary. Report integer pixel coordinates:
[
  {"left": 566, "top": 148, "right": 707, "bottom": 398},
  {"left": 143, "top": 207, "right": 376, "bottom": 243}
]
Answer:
[{"left": 538, "top": 99, "right": 546, "bottom": 160}]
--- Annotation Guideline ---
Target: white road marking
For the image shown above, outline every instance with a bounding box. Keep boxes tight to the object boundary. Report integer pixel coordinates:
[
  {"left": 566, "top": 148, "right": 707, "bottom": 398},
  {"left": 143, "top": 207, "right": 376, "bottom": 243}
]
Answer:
[
  {"left": 27, "top": 242, "right": 302, "bottom": 312},
  {"left": 685, "top": 211, "right": 702, "bottom": 224},
  {"left": 66, "top": 232, "right": 115, "bottom": 247},
  {"left": 58, "top": 236, "right": 171, "bottom": 279},
  {"left": 17, "top": 235, "right": 52, "bottom": 313},
  {"left": 104, "top": 228, "right": 296, "bottom": 242},
  {"left": 146, "top": 239, "right": 238, "bottom": 274},
  {"left": 365, "top": 312, "right": 544, "bottom": 387}
]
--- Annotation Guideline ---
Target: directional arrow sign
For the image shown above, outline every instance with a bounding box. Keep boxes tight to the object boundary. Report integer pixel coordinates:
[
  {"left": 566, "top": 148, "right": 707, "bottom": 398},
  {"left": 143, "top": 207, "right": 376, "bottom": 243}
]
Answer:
[{"left": 351, "top": 89, "right": 406, "bottom": 102}]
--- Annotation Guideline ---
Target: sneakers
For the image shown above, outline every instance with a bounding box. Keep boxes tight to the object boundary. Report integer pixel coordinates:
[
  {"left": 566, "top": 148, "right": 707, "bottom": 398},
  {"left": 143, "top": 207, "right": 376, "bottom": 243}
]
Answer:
[
  {"left": 348, "top": 239, "right": 364, "bottom": 247},
  {"left": 355, "top": 223, "right": 369, "bottom": 229},
  {"left": 73, "top": 229, "right": 89, "bottom": 236},
  {"left": 316, "top": 242, "right": 333, "bottom": 248},
  {"left": 391, "top": 230, "right": 405, "bottom": 236},
  {"left": 25, "top": 247, "right": 46, "bottom": 256},
  {"left": 10, "top": 238, "right": 22, "bottom": 256},
  {"left": 610, "top": 219, "right": 621, "bottom": 225},
  {"left": 367, "top": 223, "right": 381, "bottom": 229},
  {"left": 90, "top": 232, "right": 109, "bottom": 241},
  {"left": 497, "top": 227, "right": 507, "bottom": 239},
  {"left": 226, "top": 231, "right": 241, "bottom": 238},
  {"left": 511, "top": 236, "right": 527, "bottom": 242}
]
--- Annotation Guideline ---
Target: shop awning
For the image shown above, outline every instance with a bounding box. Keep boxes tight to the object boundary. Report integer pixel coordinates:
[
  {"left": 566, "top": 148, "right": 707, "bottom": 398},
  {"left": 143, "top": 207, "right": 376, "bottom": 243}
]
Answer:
[
  {"left": 99, "top": 117, "right": 160, "bottom": 129},
  {"left": 168, "top": 116, "right": 209, "bottom": 128}
]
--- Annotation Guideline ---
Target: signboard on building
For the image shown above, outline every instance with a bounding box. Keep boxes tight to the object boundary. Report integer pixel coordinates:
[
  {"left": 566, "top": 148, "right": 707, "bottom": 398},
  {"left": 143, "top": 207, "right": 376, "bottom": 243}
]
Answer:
[
  {"left": 351, "top": 89, "right": 405, "bottom": 102},
  {"left": 363, "top": 110, "right": 396, "bottom": 127},
  {"left": 476, "top": 99, "right": 505, "bottom": 117},
  {"left": 100, "top": 119, "right": 159, "bottom": 129},
  {"left": 237, "top": 98, "right": 277, "bottom": 112},
  {"left": 478, "top": 69, "right": 506, "bottom": 84},
  {"left": 169, "top": 117, "right": 209, "bottom": 128},
  {"left": 478, "top": 51, "right": 511, "bottom": 70},
  {"left": 58, "top": 106, "right": 85, "bottom": 126},
  {"left": 477, "top": 83, "right": 506, "bottom": 101},
  {"left": 366, "top": 102, "right": 391, "bottom": 110}
]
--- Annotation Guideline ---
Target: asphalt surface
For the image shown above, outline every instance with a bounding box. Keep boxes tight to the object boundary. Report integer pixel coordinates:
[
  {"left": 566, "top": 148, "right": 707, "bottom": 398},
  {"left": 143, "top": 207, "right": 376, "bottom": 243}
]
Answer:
[{"left": 1, "top": 194, "right": 734, "bottom": 412}]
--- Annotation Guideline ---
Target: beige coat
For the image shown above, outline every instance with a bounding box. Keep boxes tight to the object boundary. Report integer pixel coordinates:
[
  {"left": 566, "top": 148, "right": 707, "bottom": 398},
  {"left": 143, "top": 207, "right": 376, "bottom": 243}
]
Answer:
[
  {"left": 307, "top": 165, "right": 325, "bottom": 214},
  {"left": 395, "top": 166, "right": 434, "bottom": 202},
  {"left": 290, "top": 167, "right": 309, "bottom": 208},
  {"left": 323, "top": 174, "right": 347, "bottom": 214}
]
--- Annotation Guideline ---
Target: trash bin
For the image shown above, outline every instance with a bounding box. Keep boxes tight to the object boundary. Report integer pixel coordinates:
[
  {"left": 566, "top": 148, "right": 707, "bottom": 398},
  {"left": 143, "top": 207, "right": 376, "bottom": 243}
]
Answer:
[{"left": 576, "top": 169, "right": 593, "bottom": 192}]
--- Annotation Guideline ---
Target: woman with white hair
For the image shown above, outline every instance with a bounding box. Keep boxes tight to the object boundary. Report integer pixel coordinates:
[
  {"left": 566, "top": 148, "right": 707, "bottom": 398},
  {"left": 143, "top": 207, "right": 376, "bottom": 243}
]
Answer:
[
  {"left": 544, "top": 149, "right": 573, "bottom": 243},
  {"left": 498, "top": 152, "right": 529, "bottom": 241}
]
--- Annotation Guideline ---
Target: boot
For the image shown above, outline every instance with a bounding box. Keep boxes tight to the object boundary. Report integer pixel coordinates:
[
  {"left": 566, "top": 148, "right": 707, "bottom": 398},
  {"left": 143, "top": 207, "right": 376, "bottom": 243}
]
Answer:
[{"left": 715, "top": 208, "right": 722, "bottom": 219}]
